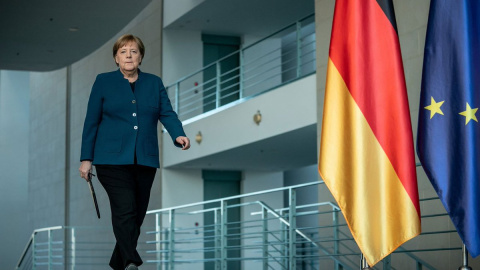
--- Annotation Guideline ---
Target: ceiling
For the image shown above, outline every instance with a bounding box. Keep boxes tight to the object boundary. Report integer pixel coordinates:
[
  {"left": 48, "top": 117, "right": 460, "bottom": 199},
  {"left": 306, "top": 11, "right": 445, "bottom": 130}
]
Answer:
[
  {"left": 0, "top": 0, "right": 152, "bottom": 71},
  {"left": 0, "top": 0, "right": 314, "bottom": 72},
  {"left": 165, "top": 0, "right": 315, "bottom": 37},
  {"left": 169, "top": 124, "right": 318, "bottom": 171}
]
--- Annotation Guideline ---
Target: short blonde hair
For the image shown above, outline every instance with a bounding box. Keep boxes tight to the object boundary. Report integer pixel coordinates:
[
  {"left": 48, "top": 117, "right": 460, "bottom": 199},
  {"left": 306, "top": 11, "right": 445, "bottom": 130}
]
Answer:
[{"left": 112, "top": 34, "right": 145, "bottom": 66}]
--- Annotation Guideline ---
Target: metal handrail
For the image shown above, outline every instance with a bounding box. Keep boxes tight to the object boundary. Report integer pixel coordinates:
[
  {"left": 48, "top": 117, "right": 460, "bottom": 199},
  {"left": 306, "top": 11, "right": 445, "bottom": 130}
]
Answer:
[
  {"left": 17, "top": 185, "right": 463, "bottom": 270},
  {"left": 144, "top": 180, "right": 460, "bottom": 270},
  {"left": 166, "top": 13, "right": 316, "bottom": 122},
  {"left": 17, "top": 163, "right": 467, "bottom": 269},
  {"left": 15, "top": 226, "right": 63, "bottom": 269}
]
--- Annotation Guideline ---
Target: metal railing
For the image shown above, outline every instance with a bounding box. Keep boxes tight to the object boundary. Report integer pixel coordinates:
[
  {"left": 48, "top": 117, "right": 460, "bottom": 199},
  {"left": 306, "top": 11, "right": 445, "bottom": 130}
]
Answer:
[
  {"left": 143, "top": 182, "right": 463, "bottom": 270},
  {"left": 166, "top": 14, "right": 316, "bottom": 122},
  {"left": 17, "top": 180, "right": 464, "bottom": 270},
  {"left": 15, "top": 225, "right": 156, "bottom": 270}
]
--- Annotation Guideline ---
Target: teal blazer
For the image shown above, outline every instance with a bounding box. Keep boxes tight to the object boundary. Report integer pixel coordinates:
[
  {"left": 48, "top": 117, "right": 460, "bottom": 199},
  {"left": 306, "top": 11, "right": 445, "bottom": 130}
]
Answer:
[{"left": 80, "top": 69, "right": 185, "bottom": 168}]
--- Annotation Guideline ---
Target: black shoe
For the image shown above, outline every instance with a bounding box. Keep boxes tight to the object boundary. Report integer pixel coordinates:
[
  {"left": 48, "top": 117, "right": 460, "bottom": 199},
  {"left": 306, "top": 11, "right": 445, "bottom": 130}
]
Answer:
[{"left": 125, "top": 263, "right": 138, "bottom": 270}]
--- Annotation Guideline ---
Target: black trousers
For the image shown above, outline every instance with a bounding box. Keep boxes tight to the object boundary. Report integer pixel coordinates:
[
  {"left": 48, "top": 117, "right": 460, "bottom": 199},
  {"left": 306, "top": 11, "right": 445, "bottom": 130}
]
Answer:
[{"left": 96, "top": 164, "right": 157, "bottom": 270}]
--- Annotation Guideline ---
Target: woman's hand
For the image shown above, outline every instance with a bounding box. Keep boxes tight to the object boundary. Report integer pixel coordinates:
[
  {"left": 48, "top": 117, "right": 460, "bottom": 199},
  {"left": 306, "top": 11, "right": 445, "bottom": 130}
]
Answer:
[
  {"left": 176, "top": 136, "right": 191, "bottom": 150},
  {"left": 79, "top": 160, "right": 92, "bottom": 181}
]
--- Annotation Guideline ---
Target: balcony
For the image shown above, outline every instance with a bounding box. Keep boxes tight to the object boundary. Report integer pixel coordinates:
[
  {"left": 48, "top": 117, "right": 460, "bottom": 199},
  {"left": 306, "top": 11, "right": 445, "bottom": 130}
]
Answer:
[{"left": 165, "top": 14, "right": 316, "bottom": 124}]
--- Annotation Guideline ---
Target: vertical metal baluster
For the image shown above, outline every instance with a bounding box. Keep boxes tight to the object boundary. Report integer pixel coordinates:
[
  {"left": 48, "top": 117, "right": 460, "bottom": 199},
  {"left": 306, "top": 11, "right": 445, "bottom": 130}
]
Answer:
[
  {"left": 262, "top": 207, "right": 268, "bottom": 270},
  {"left": 168, "top": 209, "right": 175, "bottom": 270},
  {"left": 156, "top": 213, "right": 161, "bottom": 270},
  {"left": 164, "top": 229, "right": 169, "bottom": 270},
  {"left": 333, "top": 208, "right": 340, "bottom": 270},
  {"left": 296, "top": 21, "right": 302, "bottom": 78},
  {"left": 48, "top": 230, "right": 52, "bottom": 270},
  {"left": 216, "top": 61, "right": 221, "bottom": 109},
  {"left": 239, "top": 49, "right": 244, "bottom": 99},
  {"left": 215, "top": 208, "right": 222, "bottom": 270},
  {"left": 32, "top": 232, "right": 37, "bottom": 270},
  {"left": 288, "top": 189, "right": 296, "bottom": 270},
  {"left": 280, "top": 211, "right": 287, "bottom": 270},
  {"left": 221, "top": 201, "right": 228, "bottom": 270},
  {"left": 175, "top": 83, "right": 180, "bottom": 114},
  {"left": 71, "top": 228, "right": 76, "bottom": 270},
  {"left": 309, "top": 233, "right": 315, "bottom": 269}
]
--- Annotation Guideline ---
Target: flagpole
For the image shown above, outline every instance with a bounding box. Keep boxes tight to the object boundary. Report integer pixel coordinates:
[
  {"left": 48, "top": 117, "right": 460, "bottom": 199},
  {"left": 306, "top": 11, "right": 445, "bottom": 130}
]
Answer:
[
  {"left": 458, "top": 244, "right": 472, "bottom": 270},
  {"left": 360, "top": 254, "right": 370, "bottom": 270}
]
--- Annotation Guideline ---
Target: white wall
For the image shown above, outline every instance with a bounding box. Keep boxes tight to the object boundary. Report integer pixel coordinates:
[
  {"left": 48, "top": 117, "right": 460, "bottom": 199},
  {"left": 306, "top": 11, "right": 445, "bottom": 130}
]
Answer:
[
  {"left": 162, "top": 29, "right": 203, "bottom": 120},
  {"left": 29, "top": 68, "right": 67, "bottom": 230},
  {"left": 162, "top": 29, "right": 203, "bottom": 85},
  {"left": 0, "top": 70, "right": 31, "bottom": 269}
]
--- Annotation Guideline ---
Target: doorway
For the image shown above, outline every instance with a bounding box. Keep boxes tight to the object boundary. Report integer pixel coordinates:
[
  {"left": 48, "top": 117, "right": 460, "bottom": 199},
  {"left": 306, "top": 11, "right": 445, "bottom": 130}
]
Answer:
[{"left": 203, "top": 170, "right": 241, "bottom": 270}]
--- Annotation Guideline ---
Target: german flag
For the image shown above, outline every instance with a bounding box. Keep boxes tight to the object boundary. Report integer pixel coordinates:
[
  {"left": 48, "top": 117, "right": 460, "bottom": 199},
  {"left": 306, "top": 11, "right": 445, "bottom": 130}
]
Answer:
[{"left": 318, "top": 0, "right": 420, "bottom": 266}]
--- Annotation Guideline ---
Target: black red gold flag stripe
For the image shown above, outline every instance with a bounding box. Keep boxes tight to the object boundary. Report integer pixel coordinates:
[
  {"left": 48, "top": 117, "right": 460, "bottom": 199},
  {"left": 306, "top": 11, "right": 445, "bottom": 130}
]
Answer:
[{"left": 319, "top": 0, "right": 420, "bottom": 266}]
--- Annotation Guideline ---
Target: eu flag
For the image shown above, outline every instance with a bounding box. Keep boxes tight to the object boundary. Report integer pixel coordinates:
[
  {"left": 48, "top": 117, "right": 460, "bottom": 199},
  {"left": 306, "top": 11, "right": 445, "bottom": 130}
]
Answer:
[{"left": 417, "top": 0, "right": 480, "bottom": 257}]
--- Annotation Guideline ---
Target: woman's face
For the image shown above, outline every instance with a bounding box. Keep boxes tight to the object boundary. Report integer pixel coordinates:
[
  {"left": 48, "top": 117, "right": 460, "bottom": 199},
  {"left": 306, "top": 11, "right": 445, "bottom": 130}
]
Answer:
[{"left": 115, "top": 42, "right": 142, "bottom": 74}]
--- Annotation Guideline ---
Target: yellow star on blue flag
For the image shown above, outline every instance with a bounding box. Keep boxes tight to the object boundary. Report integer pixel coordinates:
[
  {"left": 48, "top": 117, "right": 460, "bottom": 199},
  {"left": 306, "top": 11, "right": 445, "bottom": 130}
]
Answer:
[
  {"left": 459, "top": 102, "right": 478, "bottom": 125},
  {"left": 424, "top": 97, "right": 444, "bottom": 119}
]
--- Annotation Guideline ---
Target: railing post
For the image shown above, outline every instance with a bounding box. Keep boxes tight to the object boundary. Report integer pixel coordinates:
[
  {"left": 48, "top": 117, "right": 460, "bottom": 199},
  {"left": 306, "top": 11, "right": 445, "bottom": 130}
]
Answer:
[
  {"left": 296, "top": 21, "right": 302, "bottom": 78},
  {"left": 215, "top": 208, "right": 222, "bottom": 270},
  {"left": 71, "top": 228, "right": 76, "bottom": 270},
  {"left": 309, "top": 233, "right": 316, "bottom": 269},
  {"left": 262, "top": 207, "right": 268, "bottom": 270},
  {"left": 288, "top": 188, "right": 296, "bottom": 270},
  {"left": 280, "top": 211, "right": 288, "bottom": 269},
  {"left": 239, "top": 49, "right": 244, "bottom": 98},
  {"left": 32, "top": 232, "right": 37, "bottom": 270},
  {"left": 333, "top": 208, "right": 341, "bottom": 270},
  {"left": 175, "top": 82, "right": 180, "bottom": 114},
  {"left": 168, "top": 209, "right": 175, "bottom": 270},
  {"left": 216, "top": 61, "right": 221, "bottom": 108},
  {"left": 48, "top": 229, "right": 52, "bottom": 270},
  {"left": 156, "top": 213, "right": 162, "bottom": 270},
  {"left": 220, "top": 201, "right": 228, "bottom": 270},
  {"left": 416, "top": 261, "right": 423, "bottom": 270},
  {"left": 164, "top": 229, "right": 169, "bottom": 269}
]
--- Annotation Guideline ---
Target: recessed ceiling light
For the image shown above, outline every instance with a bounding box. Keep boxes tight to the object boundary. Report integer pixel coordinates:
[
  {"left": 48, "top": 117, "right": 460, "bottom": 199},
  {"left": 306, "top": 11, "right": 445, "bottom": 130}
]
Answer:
[{"left": 69, "top": 27, "right": 79, "bottom": 32}]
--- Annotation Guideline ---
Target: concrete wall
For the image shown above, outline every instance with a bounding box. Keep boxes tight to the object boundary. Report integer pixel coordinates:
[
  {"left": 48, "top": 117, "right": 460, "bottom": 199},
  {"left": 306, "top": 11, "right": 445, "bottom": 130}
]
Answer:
[
  {"left": 0, "top": 70, "right": 31, "bottom": 269},
  {"left": 29, "top": 68, "right": 68, "bottom": 230},
  {"left": 162, "top": 29, "right": 203, "bottom": 85}
]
